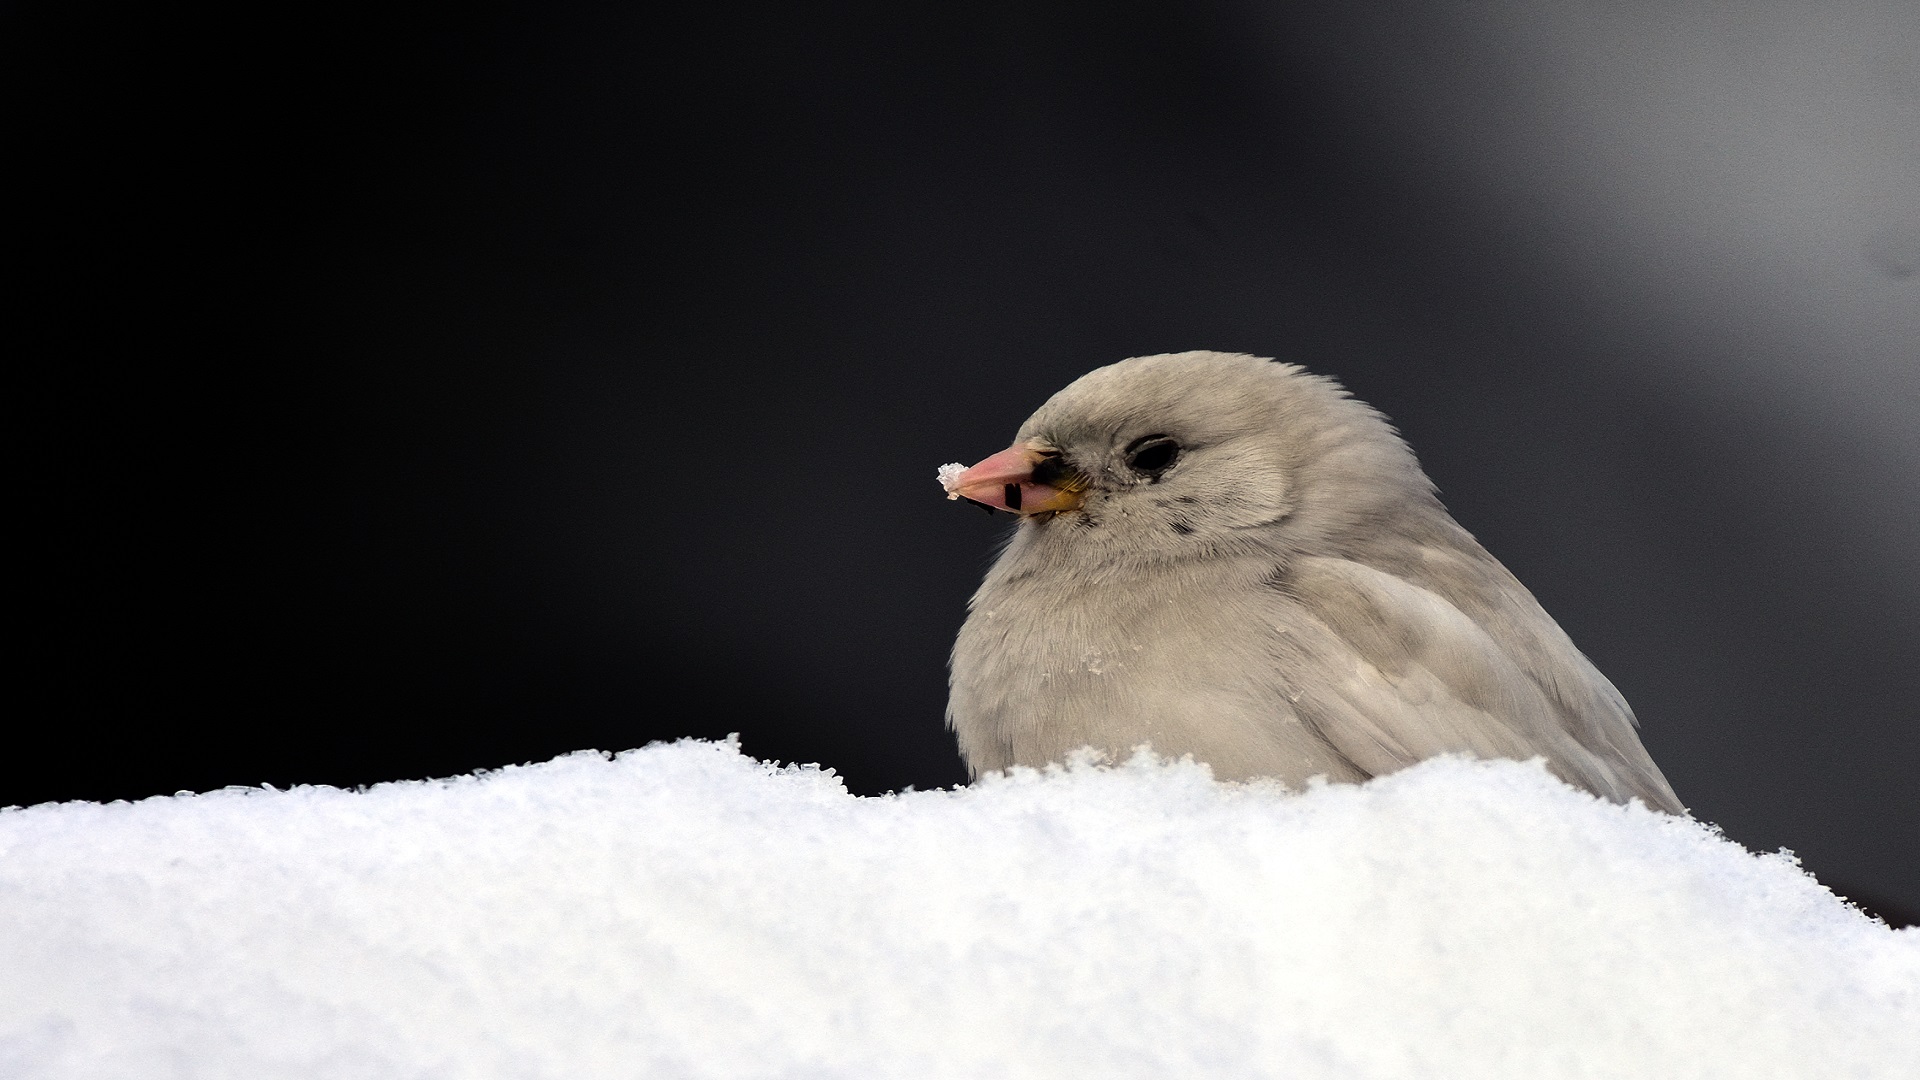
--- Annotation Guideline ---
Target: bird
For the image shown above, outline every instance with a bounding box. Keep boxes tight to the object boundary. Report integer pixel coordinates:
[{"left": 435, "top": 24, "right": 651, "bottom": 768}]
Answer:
[{"left": 940, "top": 351, "right": 1684, "bottom": 814}]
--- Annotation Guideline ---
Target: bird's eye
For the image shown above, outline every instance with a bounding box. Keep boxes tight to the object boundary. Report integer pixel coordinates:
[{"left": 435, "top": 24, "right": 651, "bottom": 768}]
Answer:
[{"left": 1124, "top": 435, "right": 1180, "bottom": 475}]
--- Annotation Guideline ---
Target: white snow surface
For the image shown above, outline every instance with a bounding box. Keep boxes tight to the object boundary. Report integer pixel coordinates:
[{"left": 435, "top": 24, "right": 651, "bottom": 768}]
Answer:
[{"left": 1, "top": 739, "right": 1914, "bottom": 1079}]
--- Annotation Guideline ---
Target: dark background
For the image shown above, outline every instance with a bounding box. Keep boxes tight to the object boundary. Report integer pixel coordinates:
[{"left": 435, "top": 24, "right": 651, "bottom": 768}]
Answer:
[{"left": 14, "top": 3, "right": 1917, "bottom": 921}]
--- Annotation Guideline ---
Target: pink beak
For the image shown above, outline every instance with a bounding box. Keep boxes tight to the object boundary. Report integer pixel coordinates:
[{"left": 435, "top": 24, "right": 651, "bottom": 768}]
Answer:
[{"left": 944, "top": 444, "right": 1087, "bottom": 515}]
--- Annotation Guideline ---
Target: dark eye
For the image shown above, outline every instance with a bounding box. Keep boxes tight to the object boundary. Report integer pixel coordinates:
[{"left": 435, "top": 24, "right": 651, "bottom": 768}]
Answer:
[{"left": 1124, "top": 434, "right": 1180, "bottom": 475}]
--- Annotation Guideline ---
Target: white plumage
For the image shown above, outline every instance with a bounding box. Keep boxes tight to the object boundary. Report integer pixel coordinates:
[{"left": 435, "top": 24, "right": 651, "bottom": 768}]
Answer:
[{"left": 944, "top": 351, "right": 1683, "bottom": 813}]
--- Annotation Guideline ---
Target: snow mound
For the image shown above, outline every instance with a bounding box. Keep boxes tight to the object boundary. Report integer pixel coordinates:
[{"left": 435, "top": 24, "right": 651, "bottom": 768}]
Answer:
[{"left": 1, "top": 739, "right": 1913, "bottom": 1079}]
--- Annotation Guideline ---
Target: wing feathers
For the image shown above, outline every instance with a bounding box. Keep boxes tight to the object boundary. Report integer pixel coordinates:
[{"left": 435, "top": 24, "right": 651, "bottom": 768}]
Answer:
[{"left": 1281, "top": 555, "right": 1684, "bottom": 813}]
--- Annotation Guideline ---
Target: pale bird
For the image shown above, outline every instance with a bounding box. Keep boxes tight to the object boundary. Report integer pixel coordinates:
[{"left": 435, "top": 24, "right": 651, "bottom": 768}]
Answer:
[{"left": 942, "top": 351, "right": 1683, "bottom": 814}]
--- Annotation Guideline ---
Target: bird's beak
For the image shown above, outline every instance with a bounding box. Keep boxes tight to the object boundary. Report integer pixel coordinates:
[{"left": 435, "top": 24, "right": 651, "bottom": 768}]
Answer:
[{"left": 944, "top": 443, "right": 1088, "bottom": 515}]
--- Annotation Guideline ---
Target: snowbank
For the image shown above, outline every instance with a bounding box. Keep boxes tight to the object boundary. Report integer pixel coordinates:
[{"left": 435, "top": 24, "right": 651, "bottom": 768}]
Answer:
[{"left": 1, "top": 738, "right": 1913, "bottom": 1079}]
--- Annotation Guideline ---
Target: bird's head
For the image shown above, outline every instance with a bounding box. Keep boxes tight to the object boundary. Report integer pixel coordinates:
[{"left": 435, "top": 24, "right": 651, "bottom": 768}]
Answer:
[{"left": 943, "top": 351, "right": 1431, "bottom": 564}]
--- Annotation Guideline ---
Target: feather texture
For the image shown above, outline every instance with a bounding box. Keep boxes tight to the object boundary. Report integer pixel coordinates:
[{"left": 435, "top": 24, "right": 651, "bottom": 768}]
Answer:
[{"left": 947, "top": 351, "right": 1683, "bottom": 814}]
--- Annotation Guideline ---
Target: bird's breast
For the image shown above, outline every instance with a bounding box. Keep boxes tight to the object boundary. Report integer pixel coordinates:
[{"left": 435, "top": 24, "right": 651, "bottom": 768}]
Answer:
[{"left": 948, "top": 555, "right": 1363, "bottom": 784}]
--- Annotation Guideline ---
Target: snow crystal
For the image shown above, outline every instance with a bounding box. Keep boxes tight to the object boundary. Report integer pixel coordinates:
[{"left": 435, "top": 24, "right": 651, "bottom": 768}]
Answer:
[
  {"left": 1, "top": 740, "right": 1914, "bottom": 1079},
  {"left": 937, "top": 461, "right": 967, "bottom": 497}
]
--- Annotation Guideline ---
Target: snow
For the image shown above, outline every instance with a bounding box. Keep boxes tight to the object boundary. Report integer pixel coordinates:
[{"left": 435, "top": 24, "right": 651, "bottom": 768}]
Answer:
[
  {"left": 1, "top": 739, "right": 1914, "bottom": 1079},
  {"left": 937, "top": 461, "right": 967, "bottom": 497}
]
